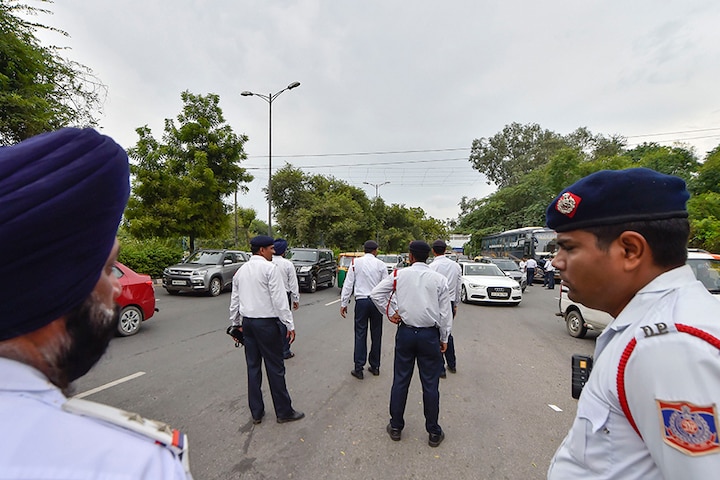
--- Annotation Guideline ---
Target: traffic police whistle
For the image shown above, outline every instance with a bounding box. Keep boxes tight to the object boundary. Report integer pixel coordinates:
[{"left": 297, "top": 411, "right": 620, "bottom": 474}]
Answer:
[{"left": 571, "top": 354, "right": 593, "bottom": 399}]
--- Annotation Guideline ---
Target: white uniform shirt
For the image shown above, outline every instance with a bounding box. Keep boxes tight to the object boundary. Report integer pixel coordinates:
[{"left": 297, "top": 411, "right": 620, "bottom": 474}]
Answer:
[
  {"left": 229, "top": 255, "right": 294, "bottom": 329},
  {"left": 370, "top": 262, "right": 452, "bottom": 342},
  {"left": 340, "top": 253, "right": 388, "bottom": 307},
  {"left": 548, "top": 265, "right": 720, "bottom": 479},
  {"left": 526, "top": 258, "right": 537, "bottom": 270},
  {"left": 429, "top": 254, "right": 462, "bottom": 304},
  {"left": 272, "top": 255, "right": 300, "bottom": 303},
  {"left": 0, "top": 358, "right": 189, "bottom": 479}
]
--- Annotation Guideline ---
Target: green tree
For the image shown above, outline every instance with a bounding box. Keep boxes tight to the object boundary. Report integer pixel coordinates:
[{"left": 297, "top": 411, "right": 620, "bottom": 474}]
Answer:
[
  {"left": 126, "top": 91, "right": 252, "bottom": 251},
  {"left": 0, "top": 0, "right": 105, "bottom": 144},
  {"left": 690, "top": 146, "right": 720, "bottom": 196}
]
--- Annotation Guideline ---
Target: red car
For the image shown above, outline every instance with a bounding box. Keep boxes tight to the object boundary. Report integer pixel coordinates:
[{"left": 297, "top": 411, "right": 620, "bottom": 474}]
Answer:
[{"left": 114, "top": 262, "right": 157, "bottom": 336}]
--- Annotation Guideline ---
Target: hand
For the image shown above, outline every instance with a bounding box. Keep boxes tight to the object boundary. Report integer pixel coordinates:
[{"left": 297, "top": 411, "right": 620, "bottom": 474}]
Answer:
[
  {"left": 389, "top": 312, "right": 402, "bottom": 324},
  {"left": 440, "top": 342, "right": 447, "bottom": 353},
  {"left": 292, "top": 301, "right": 299, "bottom": 311},
  {"left": 288, "top": 329, "right": 296, "bottom": 344},
  {"left": 340, "top": 306, "right": 347, "bottom": 318}
]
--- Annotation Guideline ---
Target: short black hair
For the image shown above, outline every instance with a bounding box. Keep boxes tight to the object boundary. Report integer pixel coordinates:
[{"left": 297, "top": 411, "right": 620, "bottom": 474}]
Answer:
[
  {"left": 411, "top": 250, "right": 430, "bottom": 263},
  {"left": 585, "top": 218, "right": 689, "bottom": 268}
]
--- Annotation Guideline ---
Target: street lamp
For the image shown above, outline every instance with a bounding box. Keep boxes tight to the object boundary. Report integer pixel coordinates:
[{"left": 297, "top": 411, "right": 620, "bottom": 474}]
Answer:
[
  {"left": 363, "top": 181, "right": 390, "bottom": 199},
  {"left": 241, "top": 81, "right": 301, "bottom": 236}
]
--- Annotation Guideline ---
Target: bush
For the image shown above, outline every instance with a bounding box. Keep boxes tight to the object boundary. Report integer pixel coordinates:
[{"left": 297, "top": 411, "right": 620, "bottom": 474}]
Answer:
[{"left": 117, "top": 238, "right": 184, "bottom": 278}]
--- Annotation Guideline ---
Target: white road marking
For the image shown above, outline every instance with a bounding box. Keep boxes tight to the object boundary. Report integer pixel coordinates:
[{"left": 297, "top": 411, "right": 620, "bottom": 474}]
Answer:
[
  {"left": 325, "top": 298, "right": 342, "bottom": 306},
  {"left": 548, "top": 404, "right": 563, "bottom": 412},
  {"left": 73, "top": 371, "right": 146, "bottom": 399}
]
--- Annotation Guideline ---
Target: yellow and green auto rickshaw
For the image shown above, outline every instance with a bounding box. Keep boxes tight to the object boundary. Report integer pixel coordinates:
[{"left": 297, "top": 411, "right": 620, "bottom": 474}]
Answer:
[{"left": 337, "top": 252, "right": 364, "bottom": 289}]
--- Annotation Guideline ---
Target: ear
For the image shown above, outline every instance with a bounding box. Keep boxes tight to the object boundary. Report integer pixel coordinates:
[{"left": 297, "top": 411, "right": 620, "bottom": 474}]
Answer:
[{"left": 615, "top": 231, "right": 648, "bottom": 272}]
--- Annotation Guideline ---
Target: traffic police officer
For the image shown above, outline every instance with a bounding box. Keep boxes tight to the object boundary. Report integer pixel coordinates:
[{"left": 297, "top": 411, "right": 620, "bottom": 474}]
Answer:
[
  {"left": 428, "top": 239, "right": 461, "bottom": 377},
  {"left": 0, "top": 129, "right": 191, "bottom": 478},
  {"left": 340, "top": 240, "right": 388, "bottom": 379},
  {"left": 371, "top": 240, "right": 452, "bottom": 447},
  {"left": 272, "top": 238, "right": 300, "bottom": 359},
  {"left": 546, "top": 168, "right": 720, "bottom": 478},
  {"left": 229, "top": 235, "right": 304, "bottom": 424}
]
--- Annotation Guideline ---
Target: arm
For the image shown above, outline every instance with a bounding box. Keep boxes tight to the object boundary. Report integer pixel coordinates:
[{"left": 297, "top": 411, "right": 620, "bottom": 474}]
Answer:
[
  {"left": 228, "top": 271, "right": 242, "bottom": 326},
  {"left": 339, "top": 260, "right": 357, "bottom": 317},
  {"left": 370, "top": 274, "right": 396, "bottom": 320},
  {"left": 437, "top": 278, "right": 452, "bottom": 344},
  {"left": 286, "top": 262, "right": 300, "bottom": 305}
]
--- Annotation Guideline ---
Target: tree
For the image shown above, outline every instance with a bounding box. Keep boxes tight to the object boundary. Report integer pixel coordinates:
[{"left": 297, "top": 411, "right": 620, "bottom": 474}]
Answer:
[
  {"left": 126, "top": 91, "right": 252, "bottom": 251},
  {"left": 0, "top": 0, "right": 105, "bottom": 144}
]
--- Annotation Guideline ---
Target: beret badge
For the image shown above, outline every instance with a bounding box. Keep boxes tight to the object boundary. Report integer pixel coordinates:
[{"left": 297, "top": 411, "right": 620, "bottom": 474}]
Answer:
[{"left": 556, "top": 192, "right": 581, "bottom": 218}]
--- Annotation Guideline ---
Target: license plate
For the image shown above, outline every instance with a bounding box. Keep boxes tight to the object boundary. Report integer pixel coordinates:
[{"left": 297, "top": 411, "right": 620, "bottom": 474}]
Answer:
[
  {"left": 490, "top": 292, "right": 508, "bottom": 298},
  {"left": 172, "top": 280, "right": 186, "bottom": 286}
]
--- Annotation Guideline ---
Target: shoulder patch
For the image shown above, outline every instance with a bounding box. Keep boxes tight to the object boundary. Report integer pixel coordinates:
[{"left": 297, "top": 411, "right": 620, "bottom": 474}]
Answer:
[{"left": 657, "top": 400, "right": 720, "bottom": 456}]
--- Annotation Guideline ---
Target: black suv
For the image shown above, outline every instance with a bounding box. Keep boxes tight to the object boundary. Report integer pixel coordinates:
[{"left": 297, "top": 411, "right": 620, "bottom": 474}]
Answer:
[
  {"left": 288, "top": 248, "right": 335, "bottom": 293},
  {"left": 162, "top": 249, "right": 249, "bottom": 296}
]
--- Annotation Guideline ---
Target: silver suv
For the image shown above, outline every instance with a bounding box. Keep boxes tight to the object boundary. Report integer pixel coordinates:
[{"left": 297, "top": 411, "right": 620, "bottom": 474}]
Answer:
[{"left": 163, "top": 249, "right": 249, "bottom": 296}]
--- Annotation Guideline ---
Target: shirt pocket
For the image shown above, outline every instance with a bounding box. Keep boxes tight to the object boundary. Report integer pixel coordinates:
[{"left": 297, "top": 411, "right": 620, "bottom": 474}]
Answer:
[{"left": 567, "top": 393, "right": 613, "bottom": 474}]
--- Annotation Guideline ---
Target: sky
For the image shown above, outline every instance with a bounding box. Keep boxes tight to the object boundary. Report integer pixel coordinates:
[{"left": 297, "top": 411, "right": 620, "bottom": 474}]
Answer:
[{"left": 32, "top": 0, "right": 720, "bottom": 222}]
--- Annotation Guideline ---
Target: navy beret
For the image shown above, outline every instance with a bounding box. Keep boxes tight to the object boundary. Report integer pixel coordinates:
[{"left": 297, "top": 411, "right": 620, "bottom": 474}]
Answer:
[
  {"left": 432, "top": 239, "right": 447, "bottom": 249},
  {"left": 251, "top": 235, "right": 274, "bottom": 248},
  {"left": 273, "top": 238, "right": 288, "bottom": 255},
  {"left": 363, "top": 240, "right": 378, "bottom": 251},
  {"left": 546, "top": 168, "right": 689, "bottom": 233},
  {"left": 0, "top": 128, "right": 130, "bottom": 340},
  {"left": 409, "top": 240, "right": 431, "bottom": 255}
]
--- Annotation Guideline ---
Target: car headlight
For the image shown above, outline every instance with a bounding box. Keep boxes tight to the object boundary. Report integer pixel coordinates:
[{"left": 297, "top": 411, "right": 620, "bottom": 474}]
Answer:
[
  {"left": 512, "top": 286, "right": 521, "bottom": 292},
  {"left": 163, "top": 268, "right": 169, "bottom": 275},
  {"left": 468, "top": 283, "right": 483, "bottom": 289},
  {"left": 192, "top": 269, "right": 208, "bottom": 276},
  {"left": 298, "top": 266, "right": 312, "bottom": 273}
]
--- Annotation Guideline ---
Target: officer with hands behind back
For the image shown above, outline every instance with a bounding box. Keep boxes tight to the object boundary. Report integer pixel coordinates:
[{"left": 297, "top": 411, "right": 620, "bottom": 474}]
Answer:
[
  {"left": 229, "top": 235, "right": 304, "bottom": 425},
  {"left": 546, "top": 168, "right": 720, "bottom": 479},
  {"left": 0, "top": 128, "right": 191, "bottom": 478},
  {"left": 371, "top": 240, "right": 451, "bottom": 448}
]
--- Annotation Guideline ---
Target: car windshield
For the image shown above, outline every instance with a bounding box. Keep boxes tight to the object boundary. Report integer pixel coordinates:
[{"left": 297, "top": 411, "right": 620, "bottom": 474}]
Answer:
[
  {"left": 492, "top": 260, "right": 519, "bottom": 271},
  {"left": 687, "top": 258, "right": 720, "bottom": 293},
  {"left": 377, "top": 255, "right": 398, "bottom": 264},
  {"left": 289, "top": 250, "right": 319, "bottom": 262},
  {"left": 185, "top": 251, "right": 222, "bottom": 265},
  {"left": 339, "top": 256, "right": 357, "bottom": 267},
  {"left": 463, "top": 263, "right": 505, "bottom": 277}
]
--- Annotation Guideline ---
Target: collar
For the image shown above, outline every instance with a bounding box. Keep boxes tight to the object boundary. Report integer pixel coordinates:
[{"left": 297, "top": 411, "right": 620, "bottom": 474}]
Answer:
[
  {"left": 0, "top": 357, "right": 66, "bottom": 404},
  {"left": 411, "top": 262, "right": 430, "bottom": 269}
]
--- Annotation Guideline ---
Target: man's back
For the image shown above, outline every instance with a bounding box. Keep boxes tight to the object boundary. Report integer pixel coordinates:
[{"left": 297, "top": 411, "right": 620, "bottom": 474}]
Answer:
[{"left": 429, "top": 255, "right": 461, "bottom": 303}]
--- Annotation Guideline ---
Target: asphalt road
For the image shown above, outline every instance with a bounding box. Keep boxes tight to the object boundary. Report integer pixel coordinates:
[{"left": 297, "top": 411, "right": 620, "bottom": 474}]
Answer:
[{"left": 73, "top": 281, "right": 598, "bottom": 480}]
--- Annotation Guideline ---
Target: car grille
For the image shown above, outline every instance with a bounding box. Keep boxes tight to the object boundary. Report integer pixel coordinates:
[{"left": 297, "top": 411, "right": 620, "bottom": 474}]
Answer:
[
  {"left": 486, "top": 286, "right": 511, "bottom": 299},
  {"left": 167, "top": 269, "right": 192, "bottom": 276}
]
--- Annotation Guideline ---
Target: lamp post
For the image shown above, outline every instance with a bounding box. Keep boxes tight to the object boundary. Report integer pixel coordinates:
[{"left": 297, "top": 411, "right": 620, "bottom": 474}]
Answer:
[
  {"left": 241, "top": 81, "right": 301, "bottom": 236},
  {"left": 363, "top": 181, "right": 389, "bottom": 244}
]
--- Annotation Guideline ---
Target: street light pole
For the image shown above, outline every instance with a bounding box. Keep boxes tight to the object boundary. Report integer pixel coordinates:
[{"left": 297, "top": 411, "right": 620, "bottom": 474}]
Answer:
[
  {"left": 241, "top": 81, "right": 301, "bottom": 236},
  {"left": 363, "top": 181, "right": 389, "bottom": 244}
]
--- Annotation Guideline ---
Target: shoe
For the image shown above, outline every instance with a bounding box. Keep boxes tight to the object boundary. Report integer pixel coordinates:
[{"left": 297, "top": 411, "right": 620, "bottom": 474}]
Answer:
[
  {"left": 448, "top": 366, "right": 457, "bottom": 374},
  {"left": 428, "top": 431, "right": 445, "bottom": 447},
  {"left": 252, "top": 411, "right": 265, "bottom": 425},
  {"left": 277, "top": 410, "right": 305, "bottom": 423},
  {"left": 386, "top": 423, "right": 401, "bottom": 441},
  {"left": 351, "top": 369, "right": 364, "bottom": 379},
  {"left": 440, "top": 370, "right": 447, "bottom": 379},
  {"left": 284, "top": 352, "right": 295, "bottom": 359},
  {"left": 368, "top": 366, "right": 380, "bottom": 376}
]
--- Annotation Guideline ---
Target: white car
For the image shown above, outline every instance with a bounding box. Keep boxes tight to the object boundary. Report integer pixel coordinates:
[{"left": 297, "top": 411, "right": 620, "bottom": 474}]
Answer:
[
  {"left": 459, "top": 262, "right": 522, "bottom": 306},
  {"left": 559, "top": 250, "right": 720, "bottom": 338},
  {"left": 376, "top": 254, "right": 404, "bottom": 274}
]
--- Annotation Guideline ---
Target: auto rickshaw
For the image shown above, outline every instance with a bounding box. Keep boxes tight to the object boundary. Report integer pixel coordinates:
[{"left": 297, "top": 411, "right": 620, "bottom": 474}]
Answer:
[{"left": 337, "top": 252, "right": 364, "bottom": 289}]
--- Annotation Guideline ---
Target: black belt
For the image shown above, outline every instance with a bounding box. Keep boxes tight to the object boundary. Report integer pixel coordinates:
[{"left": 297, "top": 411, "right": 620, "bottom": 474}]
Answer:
[
  {"left": 243, "top": 316, "right": 279, "bottom": 321},
  {"left": 399, "top": 321, "right": 437, "bottom": 330}
]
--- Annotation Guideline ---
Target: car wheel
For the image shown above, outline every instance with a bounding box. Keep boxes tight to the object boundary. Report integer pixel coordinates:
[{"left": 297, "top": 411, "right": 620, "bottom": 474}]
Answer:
[
  {"left": 566, "top": 309, "right": 587, "bottom": 338},
  {"left": 209, "top": 277, "right": 222, "bottom": 297},
  {"left": 460, "top": 285, "right": 469, "bottom": 304},
  {"left": 309, "top": 276, "right": 317, "bottom": 293},
  {"left": 118, "top": 305, "right": 143, "bottom": 336},
  {"left": 166, "top": 289, "right": 180, "bottom": 296},
  {"left": 327, "top": 274, "right": 335, "bottom": 288}
]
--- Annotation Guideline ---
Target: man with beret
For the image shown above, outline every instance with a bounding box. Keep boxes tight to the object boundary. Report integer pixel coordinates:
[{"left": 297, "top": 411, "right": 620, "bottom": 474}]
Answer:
[
  {"left": 0, "top": 128, "right": 191, "bottom": 478},
  {"left": 272, "top": 238, "right": 300, "bottom": 359},
  {"left": 229, "top": 235, "right": 304, "bottom": 424},
  {"left": 546, "top": 168, "right": 720, "bottom": 478},
  {"left": 340, "top": 240, "right": 389, "bottom": 379},
  {"left": 371, "top": 241, "right": 451, "bottom": 447},
  {"left": 428, "top": 239, "right": 461, "bottom": 378}
]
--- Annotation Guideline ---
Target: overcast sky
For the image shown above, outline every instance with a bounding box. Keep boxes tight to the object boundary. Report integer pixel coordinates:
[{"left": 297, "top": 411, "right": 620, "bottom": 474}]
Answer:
[{"left": 36, "top": 0, "right": 720, "bottom": 222}]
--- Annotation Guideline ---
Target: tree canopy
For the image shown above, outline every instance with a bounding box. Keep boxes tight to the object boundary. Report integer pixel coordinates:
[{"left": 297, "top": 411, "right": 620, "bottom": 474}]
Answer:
[
  {"left": 125, "top": 91, "right": 252, "bottom": 251},
  {"left": 0, "top": 0, "right": 105, "bottom": 144}
]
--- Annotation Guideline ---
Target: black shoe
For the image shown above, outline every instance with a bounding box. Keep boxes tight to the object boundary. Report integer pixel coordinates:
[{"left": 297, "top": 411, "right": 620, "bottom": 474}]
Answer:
[
  {"left": 284, "top": 352, "right": 295, "bottom": 359},
  {"left": 351, "top": 369, "right": 364, "bottom": 379},
  {"left": 428, "top": 431, "right": 445, "bottom": 447},
  {"left": 252, "top": 411, "right": 265, "bottom": 424},
  {"left": 440, "top": 370, "right": 447, "bottom": 379},
  {"left": 448, "top": 366, "right": 457, "bottom": 374},
  {"left": 368, "top": 366, "right": 380, "bottom": 376},
  {"left": 277, "top": 410, "right": 305, "bottom": 423},
  {"left": 386, "top": 423, "right": 401, "bottom": 441}
]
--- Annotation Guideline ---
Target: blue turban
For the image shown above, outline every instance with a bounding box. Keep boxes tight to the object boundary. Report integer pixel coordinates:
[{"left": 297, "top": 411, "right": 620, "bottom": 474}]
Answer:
[
  {"left": 273, "top": 238, "right": 288, "bottom": 255},
  {"left": 0, "top": 128, "right": 130, "bottom": 340},
  {"left": 546, "top": 168, "right": 689, "bottom": 233}
]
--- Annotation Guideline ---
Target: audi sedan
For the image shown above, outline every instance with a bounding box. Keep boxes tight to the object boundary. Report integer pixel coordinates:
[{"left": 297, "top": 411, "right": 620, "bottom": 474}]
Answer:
[
  {"left": 115, "top": 262, "right": 157, "bottom": 336},
  {"left": 459, "top": 262, "right": 522, "bottom": 306}
]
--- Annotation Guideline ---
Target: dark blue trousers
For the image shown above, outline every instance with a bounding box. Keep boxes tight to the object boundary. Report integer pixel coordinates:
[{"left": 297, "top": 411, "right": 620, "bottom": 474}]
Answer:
[
  {"left": 243, "top": 317, "right": 294, "bottom": 419},
  {"left": 389, "top": 324, "right": 443, "bottom": 435},
  {"left": 353, "top": 298, "right": 383, "bottom": 371},
  {"left": 526, "top": 268, "right": 535, "bottom": 286}
]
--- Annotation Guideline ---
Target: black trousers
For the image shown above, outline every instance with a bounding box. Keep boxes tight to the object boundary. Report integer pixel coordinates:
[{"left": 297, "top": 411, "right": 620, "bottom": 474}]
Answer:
[
  {"left": 389, "top": 324, "right": 443, "bottom": 435},
  {"left": 353, "top": 298, "right": 383, "bottom": 370},
  {"left": 243, "top": 317, "right": 294, "bottom": 419}
]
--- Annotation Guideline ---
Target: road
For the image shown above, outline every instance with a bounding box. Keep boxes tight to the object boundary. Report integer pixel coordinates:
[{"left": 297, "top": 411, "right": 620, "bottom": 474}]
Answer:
[{"left": 73, "top": 281, "right": 598, "bottom": 480}]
